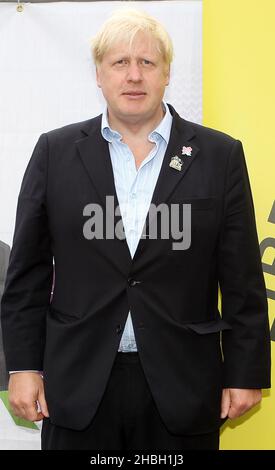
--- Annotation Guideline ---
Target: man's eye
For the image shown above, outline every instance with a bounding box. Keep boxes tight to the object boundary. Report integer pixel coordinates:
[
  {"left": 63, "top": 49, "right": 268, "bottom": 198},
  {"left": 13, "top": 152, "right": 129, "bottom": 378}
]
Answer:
[
  {"left": 142, "top": 59, "right": 152, "bottom": 65},
  {"left": 116, "top": 60, "right": 127, "bottom": 65}
]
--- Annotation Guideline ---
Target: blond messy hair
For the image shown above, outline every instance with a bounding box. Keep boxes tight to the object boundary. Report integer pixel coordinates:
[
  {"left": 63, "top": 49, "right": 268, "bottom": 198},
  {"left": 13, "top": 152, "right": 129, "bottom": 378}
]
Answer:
[{"left": 91, "top": 8, "right": 173, "bottom": 68}]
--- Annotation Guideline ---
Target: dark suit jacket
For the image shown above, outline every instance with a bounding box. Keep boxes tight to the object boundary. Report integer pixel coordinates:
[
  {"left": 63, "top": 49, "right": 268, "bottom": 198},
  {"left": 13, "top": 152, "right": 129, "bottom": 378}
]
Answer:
[{"left": 1, "top": 104, "right": 271, "bottom": 434}]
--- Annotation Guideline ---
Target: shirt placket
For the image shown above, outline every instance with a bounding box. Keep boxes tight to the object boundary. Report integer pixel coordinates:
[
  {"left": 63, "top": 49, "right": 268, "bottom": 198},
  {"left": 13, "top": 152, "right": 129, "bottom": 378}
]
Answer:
[
  {"left": 118, "top": 139, "right": 159, "bottom": 352},
  {"left": 119, "top": 144, "right": 139, "bottom": 351}
]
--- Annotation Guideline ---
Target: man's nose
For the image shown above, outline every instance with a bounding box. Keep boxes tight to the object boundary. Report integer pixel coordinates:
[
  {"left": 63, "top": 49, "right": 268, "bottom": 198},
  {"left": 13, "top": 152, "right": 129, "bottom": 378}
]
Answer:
[{"left": 126, "top": 62, "right": 143, "bottom": 82}]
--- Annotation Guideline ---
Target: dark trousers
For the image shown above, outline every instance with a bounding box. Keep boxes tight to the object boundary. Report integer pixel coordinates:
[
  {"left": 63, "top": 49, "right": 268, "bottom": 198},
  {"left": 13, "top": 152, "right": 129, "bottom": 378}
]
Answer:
[{"left": 41, "top": 352, "right": 219, "bottom": 450}]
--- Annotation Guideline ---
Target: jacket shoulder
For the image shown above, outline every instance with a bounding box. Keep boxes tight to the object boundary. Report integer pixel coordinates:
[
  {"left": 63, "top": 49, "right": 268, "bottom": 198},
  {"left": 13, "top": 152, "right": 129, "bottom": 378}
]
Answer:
[
  {"left": 186, "top": 119, "right": 239, "bottom": 146},
  {"left": 168, "top": 104, "right": 240, "bottom": 146},
  {"left": 44, "top": 114, "right": 101, "bottom": 141}
]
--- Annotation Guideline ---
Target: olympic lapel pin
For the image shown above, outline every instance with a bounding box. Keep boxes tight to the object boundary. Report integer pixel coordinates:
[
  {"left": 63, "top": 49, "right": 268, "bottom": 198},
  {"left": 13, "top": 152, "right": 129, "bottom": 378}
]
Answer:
[{"left": 181, "top": 146, "right": 192, "bottom": 157}]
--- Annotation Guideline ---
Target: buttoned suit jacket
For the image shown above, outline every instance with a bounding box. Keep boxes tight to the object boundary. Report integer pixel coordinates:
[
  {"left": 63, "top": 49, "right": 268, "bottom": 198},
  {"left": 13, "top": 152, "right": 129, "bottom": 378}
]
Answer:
[{"left": 1, "top": 104, "right": 271, "bottom": 434}]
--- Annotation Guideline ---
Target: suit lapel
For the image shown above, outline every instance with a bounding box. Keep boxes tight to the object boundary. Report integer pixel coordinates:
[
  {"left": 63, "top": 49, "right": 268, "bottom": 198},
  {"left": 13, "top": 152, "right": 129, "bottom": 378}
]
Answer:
[
  {"left": 133, "top": 105, "right": 200, "bottom": 260},
  {"left": 75, "top": 116, "right": 132, "bottom": 268},
  {"left": 76, "top": 117, "right": 119, "bottom": 217},
  {"left": 149, "top": 105, "right": 199, "bottom": 211}
]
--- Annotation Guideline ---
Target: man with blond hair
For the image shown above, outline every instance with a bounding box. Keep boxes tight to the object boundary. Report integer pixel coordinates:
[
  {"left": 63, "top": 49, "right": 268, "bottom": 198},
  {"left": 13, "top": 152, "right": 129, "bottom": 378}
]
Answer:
[{"left": 1, "top": 9, "right": 271, "bottom": 450}]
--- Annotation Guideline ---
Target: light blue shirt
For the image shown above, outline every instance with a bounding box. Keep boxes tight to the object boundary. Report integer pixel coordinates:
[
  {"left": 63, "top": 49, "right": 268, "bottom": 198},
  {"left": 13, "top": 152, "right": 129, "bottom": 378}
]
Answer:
[{"left": 101, "top": 102, "right": 173, "bottom": 352}]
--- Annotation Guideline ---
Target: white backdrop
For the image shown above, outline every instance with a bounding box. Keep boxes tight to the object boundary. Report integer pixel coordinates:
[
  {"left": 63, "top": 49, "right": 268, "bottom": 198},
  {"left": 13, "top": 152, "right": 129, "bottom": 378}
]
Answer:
[{"left": 0, "top": 0, "right": 202, "bottom": 450}]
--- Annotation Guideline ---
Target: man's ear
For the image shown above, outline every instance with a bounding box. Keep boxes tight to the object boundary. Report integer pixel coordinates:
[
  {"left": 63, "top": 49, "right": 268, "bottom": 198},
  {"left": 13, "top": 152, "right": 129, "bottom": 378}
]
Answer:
[{"left": 96, "top": 66, "right": 101, "bottom": 88}]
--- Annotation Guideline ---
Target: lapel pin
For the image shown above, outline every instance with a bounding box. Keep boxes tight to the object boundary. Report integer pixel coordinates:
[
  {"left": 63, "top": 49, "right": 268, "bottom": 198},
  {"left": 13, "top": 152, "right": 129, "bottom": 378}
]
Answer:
[
  {"left": 169, "top": 155, "right": 183, "bottom": 171},
  {"left": 182, "top": 146, "right": 192, "bottom": 157}
]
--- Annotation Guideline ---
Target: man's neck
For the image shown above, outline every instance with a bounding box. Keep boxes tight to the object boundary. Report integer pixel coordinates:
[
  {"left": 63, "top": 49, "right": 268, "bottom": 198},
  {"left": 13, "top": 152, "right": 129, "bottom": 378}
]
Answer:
[{"left": 107, "top": 105, "right": 165, "bottom": 142}]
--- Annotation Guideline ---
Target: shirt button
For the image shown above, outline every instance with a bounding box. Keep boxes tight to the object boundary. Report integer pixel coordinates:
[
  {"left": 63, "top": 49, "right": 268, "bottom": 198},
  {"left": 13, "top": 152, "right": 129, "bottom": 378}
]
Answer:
[
  {"left": 130, "top": 193, "right": 136, "bottom": 199},
  {"left": 128, "top": 278, "right": 141, "bottom": 287}
]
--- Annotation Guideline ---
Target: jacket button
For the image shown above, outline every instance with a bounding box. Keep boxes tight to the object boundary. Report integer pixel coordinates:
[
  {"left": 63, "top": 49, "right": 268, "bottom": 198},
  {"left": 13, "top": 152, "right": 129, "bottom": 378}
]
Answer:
[{"left": 128, "top": 278, "right": 141, "bottom": 287}]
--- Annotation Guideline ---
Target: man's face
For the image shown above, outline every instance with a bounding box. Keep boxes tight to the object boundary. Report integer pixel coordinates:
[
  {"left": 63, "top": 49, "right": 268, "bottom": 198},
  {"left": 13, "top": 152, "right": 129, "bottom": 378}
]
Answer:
[{"left": 96, "top": 32, "right": 170, "bottom": 124}]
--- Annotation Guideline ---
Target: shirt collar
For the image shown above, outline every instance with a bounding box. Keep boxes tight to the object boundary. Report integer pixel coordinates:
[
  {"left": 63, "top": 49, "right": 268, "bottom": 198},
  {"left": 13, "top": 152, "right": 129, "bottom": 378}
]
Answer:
[{"left": 101, "top": 101, "right": 172, "bottom": 145}]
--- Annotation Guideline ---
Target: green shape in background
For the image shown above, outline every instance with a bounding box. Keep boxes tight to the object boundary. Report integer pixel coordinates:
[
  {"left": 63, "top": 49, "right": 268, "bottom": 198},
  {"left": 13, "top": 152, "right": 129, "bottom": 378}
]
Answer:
[{"left": 0, "top": 390, "right": 39, "bottom": 430}]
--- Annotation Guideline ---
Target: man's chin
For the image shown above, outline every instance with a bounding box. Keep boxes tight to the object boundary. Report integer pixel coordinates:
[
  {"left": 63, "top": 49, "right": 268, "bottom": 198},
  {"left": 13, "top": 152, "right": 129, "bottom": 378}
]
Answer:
[{"left": 117, "top": 106, "right": 149, "bottom": 121}]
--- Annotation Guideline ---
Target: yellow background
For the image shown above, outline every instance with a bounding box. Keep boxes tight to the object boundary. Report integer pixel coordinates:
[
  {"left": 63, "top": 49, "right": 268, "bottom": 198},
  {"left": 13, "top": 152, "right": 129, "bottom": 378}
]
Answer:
[{"left": 203, "top": 0, "right": 275, "bottom": 449}]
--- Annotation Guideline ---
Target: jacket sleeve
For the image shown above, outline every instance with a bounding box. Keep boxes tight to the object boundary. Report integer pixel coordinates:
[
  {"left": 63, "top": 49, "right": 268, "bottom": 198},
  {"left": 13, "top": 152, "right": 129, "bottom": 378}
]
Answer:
[
  {"left": 218, "top": 139, "right": 271, "bottom": 389},
  {"left": 0, "top": 134, "right": 53, "bottom": 371}
]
